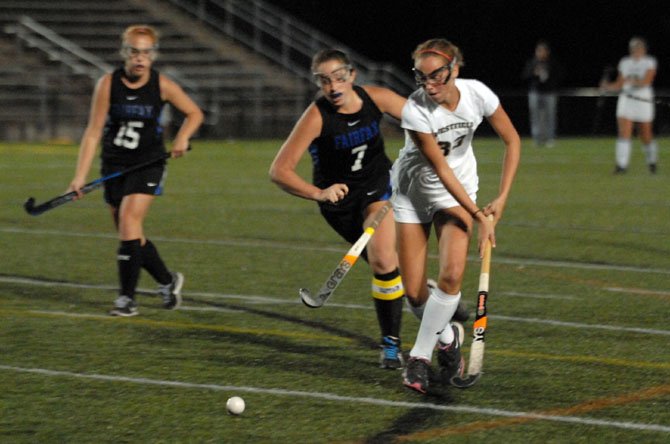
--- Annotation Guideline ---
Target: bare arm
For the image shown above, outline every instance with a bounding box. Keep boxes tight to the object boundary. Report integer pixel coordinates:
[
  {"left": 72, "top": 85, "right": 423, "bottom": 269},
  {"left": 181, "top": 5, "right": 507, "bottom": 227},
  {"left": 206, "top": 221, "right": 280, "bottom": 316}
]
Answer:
[
  {"left": 68, "top": 74, "right": 111, "bottom": 196},
  {"left": 636, "top": 67, "right": 656, "bottom": 87},
  {"left": 410, "top": 130, "right": 495, "bottom": 253},
  {"left": 363, "top": 85, "right": 406, "bottom": 120},
  {"left": 600, "top": 71, "right": 624, "bottom": 92},
  {"left": 269, "top": 104, "right": 349, "bottom": 203},
  {"left": 482, "top": 104, "right": 521, "bottom": 223},
  {"left": 160, "top": 74, "right": 204, "bottom": 157}
]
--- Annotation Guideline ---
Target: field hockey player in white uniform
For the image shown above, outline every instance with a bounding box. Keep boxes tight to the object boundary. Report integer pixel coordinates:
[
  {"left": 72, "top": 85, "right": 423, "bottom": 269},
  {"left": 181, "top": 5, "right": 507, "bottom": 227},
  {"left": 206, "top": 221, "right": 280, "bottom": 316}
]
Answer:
[
  {"left": 601, "top": 37, "right": 658, "bottom": 174},
  {"left": 393, "top": 38, "right": 521, "bottom": 394}
]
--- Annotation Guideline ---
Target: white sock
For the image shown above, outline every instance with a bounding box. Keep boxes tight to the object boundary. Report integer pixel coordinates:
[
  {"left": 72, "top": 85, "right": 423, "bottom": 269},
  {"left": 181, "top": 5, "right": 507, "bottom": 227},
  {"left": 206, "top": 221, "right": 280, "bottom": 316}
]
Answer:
[
  {"left": 409, "top": 287, "right": 461, "bottom": 360},
  {"left": 616, "top": 138, "right": 632, "bottom": 168},
  {"left": 438, "top": 319, "right": 456, "bottom": 345},
  {"left": 643, "top": 140, "right": 658, "bottom": 164}
]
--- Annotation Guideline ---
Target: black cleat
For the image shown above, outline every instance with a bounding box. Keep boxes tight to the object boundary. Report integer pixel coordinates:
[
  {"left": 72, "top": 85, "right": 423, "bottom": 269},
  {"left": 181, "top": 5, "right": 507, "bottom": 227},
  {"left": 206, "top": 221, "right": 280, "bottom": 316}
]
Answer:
[
  {"left": 379, "top": 336, "right": 404, "bottom": 369},
  {"left": 109, "top": 296, "right": 139, "bottom": 317},
  {"left": 159, "top": 272, "right": 184, "bottom": 309},
  {"left": 403, "top": 357, "right": 431, "bottom": 394},
  {"left": 437, "top": 322, "right": 465, "bottom": 384}
]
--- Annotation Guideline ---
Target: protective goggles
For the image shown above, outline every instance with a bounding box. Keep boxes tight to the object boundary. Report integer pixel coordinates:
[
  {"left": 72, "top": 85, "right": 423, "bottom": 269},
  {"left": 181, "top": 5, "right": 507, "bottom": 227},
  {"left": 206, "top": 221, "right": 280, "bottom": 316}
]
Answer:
[
  {"left": 121, "top": 45, "right": 159, "bottom": 60},
  {"left": 312, "top": 65, "right": 352, "bottom": 87},
  {"left": 412, "top": 64, "right": 452, "bottom": 87}
]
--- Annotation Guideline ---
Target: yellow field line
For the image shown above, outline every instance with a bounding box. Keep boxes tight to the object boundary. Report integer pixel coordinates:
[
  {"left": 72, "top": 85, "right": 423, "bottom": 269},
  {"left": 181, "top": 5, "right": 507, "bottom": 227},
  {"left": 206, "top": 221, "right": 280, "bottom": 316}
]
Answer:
[
  {"left": 2, "top": 309, "right": 668, "bottom": 370},
  {"left": 0, "top": 308, "right": 352, "bottom": 344},
  {"left": 396, "top": 384, "right": 670, "bottom": 442}
]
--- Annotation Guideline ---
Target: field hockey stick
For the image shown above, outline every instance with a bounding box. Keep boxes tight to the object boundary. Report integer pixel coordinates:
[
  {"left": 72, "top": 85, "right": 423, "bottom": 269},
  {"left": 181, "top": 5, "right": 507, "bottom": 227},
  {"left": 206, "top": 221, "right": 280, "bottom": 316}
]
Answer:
[
  {"left": 625, "top": 93, "right": 670, "bottom": 108},
  {"left": 451, "top": 216, "right": 493, "bottom": 389},
  {"left": 299, "top": 201, "right": 392, "bottom": 308},
  {"left": 24, "top": 150, "right": 177, "bottom": 216},
  {"left": 592, "top": 65, "right": 616, "bottom": 134}
]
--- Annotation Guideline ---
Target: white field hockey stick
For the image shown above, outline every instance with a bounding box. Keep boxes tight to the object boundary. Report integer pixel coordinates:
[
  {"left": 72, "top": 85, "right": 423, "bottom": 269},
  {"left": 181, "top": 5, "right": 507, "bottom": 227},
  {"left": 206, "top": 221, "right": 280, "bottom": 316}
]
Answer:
[
  {"left": 451, "top": 216, "right": 493, "bottom": 388},
  {"left": 299, "top": 201, "right": 392, "bottom": 308}
]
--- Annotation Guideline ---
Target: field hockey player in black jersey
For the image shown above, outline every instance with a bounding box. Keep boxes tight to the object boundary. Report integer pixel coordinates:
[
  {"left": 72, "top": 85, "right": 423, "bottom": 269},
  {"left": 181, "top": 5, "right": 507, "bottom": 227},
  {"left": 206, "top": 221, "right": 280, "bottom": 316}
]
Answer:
[{"left": 67, "top": 25, "right": 203, "bottom": 317}]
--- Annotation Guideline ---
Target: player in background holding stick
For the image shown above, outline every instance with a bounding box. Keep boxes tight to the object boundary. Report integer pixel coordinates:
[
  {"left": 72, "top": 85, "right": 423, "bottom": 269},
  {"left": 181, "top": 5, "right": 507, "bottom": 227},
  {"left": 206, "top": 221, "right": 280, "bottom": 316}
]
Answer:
[
  {"left": 600, "top": 37, "right": 658, "bottom": 174},
  {"left": 270, "top": 49, "right": 410, "bottom": 369},
  {"left": 67, "top": 25, "right": 203, "bottom": 316},
  {"left": 393, "top": 38, "right": 520, "bottom": 393}
]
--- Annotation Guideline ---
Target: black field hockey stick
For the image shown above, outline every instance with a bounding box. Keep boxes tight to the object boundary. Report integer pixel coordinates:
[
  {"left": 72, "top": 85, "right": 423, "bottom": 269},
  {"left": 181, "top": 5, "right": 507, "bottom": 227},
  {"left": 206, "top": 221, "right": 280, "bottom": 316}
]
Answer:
[
  {"left": 451, "top": 216, "right": 493, "bottom": 389},
  {"left": 625, "top": 93, "right": 670, "bottom": 108},
  {"left": 592, "top": 66, "right": 616, "bottom": 134},
  {"left": 299, "top": 201, "right": 392, "bottom": 308},
  {"left": 24, "top": 150, "right": 181, "bottom": 216}
]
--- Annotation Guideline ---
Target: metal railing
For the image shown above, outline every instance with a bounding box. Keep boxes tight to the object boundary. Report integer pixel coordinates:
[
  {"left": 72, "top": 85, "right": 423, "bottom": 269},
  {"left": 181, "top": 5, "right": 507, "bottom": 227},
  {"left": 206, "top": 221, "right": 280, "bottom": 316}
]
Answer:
[
  {"left": 164, "top": 0, "right": 416, "bottom": 95},
  {"left": 5, "top": 15, "right": 113, "bottom": 79}
]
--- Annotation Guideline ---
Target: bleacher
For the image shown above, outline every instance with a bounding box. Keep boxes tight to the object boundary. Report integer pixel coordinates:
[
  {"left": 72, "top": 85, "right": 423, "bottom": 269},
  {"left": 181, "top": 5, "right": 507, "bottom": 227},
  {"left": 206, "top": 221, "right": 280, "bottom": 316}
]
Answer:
[{"left": 0, "top": 0, "right": 318, "bottom": 141}]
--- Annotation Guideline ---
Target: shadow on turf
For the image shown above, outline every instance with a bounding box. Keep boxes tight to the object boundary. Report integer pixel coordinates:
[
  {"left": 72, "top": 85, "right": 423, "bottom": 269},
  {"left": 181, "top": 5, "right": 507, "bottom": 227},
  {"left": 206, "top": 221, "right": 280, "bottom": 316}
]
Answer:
[
  {"left": 364, "top": 409, "right": 443, "bottom": 444},
  {"left": 192, "top": 295, "right": 379, "bottom": 347},
  {"left": 180, "top": 296, "right": 459, "bottom": 403},
  {"left": 4, "top": 278, "right": 460, "bottom": 404}
]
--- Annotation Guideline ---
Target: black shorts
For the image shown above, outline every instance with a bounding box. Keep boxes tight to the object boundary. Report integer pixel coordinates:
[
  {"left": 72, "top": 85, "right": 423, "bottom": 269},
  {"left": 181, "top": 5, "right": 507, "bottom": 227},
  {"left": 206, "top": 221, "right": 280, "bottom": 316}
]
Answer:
[
  {"left": 101, "top": 162, "right": 167, "bottom": 208},
  {"left": 318, "top": 173, "right": 391, "bottom": 247}
]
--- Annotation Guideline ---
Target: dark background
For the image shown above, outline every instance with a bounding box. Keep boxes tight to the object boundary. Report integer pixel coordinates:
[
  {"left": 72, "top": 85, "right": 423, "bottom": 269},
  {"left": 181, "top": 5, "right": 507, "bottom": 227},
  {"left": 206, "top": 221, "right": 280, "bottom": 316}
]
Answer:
[{"left": 267, "top": 0, "right": 670, "bottom": 91}]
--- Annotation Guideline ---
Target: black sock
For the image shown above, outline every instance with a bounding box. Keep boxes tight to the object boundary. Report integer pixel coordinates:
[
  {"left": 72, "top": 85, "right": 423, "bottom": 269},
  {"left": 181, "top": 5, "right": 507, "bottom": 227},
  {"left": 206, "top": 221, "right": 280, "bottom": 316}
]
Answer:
[
  {"left": 372, "top": 269, "right": 404, "bottom": 339},
  {"left": 117, "top": 239, "right": 142, "bottom": 299},
  {"left": 141, "top": 239, "right": 172, "bottom": 285}
]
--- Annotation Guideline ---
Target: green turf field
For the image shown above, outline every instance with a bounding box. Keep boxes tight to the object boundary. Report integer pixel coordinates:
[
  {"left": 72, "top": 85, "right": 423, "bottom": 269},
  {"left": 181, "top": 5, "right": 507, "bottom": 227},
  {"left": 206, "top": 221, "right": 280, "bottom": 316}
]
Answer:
[{"left": 1, "top": 138, "right": 668, "bottom": 443}]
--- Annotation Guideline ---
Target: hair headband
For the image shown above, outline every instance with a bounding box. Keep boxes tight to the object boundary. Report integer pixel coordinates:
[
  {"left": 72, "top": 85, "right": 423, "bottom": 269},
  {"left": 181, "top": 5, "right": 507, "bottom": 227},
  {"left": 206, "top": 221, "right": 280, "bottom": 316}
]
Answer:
[{"left": 417, "top": 48, "right": 453, "bottom": 63}]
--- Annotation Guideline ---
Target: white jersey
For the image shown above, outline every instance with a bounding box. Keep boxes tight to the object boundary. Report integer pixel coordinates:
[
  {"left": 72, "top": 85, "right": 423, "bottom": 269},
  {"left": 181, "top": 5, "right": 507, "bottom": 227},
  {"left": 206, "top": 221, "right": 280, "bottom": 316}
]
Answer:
[
  {"left": 616, "top": 55, "right": 657, "bottom": 121},
  {"left": 391, "top": 78, "right": 500, "bottom": 223},
  {"left": 618, "top": 55, "right": 656, "bottom": 96}
]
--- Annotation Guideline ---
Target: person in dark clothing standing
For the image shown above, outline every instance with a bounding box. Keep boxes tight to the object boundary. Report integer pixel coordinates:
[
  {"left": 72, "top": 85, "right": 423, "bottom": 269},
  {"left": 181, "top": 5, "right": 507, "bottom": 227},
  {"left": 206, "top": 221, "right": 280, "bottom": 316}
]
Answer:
[
  {"left": 522, "top": 40, "right": 563, "bottom": 147},
  {"left": 67, "top": 24, "right": 203, "bottom": 316}
]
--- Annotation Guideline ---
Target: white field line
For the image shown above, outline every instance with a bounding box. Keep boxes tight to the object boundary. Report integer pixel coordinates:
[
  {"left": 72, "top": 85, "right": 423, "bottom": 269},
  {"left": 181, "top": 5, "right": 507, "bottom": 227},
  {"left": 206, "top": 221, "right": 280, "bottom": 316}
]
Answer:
[
  {"left": 1, "top": 276, "right": 669, "bottom": 337},
  {"left": 605, "top": 287, "right": 670, "bottom": 296},
  {"left": 499, "top": 291, "right": 578, "bottom": 300},
  {"left": 1, "top": 364, "right": 668, "bottom": 433},
  {"left": 2, "top": 226, "right": 669, "bottom": 275},
  {"left": 491, "top": 315, "right": 670, "bottom": 336}
]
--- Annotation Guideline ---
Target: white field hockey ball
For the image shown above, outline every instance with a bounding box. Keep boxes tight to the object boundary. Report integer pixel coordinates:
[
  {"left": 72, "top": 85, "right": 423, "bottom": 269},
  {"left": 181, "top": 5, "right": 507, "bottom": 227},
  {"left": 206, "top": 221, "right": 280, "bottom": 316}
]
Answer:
[{"left": 226, "top": 396, "right": 245, "bottom": 415}]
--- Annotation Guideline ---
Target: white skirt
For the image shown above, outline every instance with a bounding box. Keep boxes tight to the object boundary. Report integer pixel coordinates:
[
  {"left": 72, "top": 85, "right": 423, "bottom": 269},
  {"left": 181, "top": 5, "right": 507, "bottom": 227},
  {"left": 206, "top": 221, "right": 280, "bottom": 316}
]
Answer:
[
  {"left": 390, "top": 152, "right": 478, "bottom": 224},
  {"left": 616, "top": 93, "right": 655, "bottom": 122}
]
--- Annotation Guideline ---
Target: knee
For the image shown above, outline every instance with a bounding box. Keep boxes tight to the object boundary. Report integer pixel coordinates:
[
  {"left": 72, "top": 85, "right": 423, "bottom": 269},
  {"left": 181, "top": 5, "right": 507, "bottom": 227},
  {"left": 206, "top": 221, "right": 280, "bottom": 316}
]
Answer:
[
  {"left": 367, "top": 249, "right": 397, "bottom": 275},
  {"left": 436, "top": 268, "right": 464, "bottom": 294}
]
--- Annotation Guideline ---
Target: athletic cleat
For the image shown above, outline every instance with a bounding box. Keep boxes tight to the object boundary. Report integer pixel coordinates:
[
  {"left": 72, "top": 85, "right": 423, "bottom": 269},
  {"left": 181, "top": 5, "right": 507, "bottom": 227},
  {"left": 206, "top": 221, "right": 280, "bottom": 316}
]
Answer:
[
  {"left": 649, "top": 163, "right": 657, "bottom": 174},
  {"left": 437, "top": 322, "right": 465, "bottom": 384},
  {"left": 159, "top": 271, "right": 184, "bottom": 309},
  {"left": 109, "top": 295, "right": 138, "bottom": 317},
  {"left": 379, "top": 336, "right": 404, "bottom": 369},
  {"left": 613, "top": 165, "right": 627, "bottom": 174},
  {"left": 403, "top": 357, "right": 431, "bottom": 394},
  {"left": 427, "top": 279, "right": 469, "bottom": 322}
]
